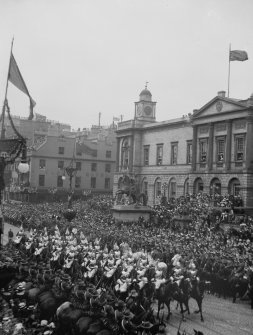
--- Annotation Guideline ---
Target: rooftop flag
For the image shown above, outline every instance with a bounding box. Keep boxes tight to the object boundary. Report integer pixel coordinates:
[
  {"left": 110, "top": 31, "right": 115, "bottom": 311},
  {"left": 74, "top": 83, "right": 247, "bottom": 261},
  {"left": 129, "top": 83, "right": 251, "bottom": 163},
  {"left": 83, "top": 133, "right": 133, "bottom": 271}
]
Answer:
[
  {"left": 8, "top": 52, "right": 36, "bottom": 120},
  {"left": 229, "top": 50, "right": 248, "bottom": 62}
]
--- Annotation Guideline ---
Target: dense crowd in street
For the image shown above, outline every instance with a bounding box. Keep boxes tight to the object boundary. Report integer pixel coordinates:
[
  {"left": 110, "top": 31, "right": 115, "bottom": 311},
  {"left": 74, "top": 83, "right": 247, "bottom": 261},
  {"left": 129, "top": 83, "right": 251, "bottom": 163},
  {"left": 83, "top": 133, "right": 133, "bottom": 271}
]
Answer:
[{"left": 0, "top": 193, "right": 253, "bottom": 335}]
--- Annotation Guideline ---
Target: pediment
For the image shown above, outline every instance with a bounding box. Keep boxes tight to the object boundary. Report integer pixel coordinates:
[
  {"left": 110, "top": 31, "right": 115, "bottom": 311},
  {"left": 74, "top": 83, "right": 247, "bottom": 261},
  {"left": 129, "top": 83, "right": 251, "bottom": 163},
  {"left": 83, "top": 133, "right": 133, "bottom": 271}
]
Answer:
[{"left": 193, "top": 97, "right": 247, "bottom": 119}]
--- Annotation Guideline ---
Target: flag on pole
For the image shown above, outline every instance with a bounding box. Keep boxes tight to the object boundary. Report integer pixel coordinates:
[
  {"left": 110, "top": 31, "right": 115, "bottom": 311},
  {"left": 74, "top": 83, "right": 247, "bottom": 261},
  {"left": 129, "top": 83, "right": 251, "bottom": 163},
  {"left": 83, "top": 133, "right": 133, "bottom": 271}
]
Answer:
[
  {"left": 8, "top": 52, "right": 36, "bottom": 120},
  {"left": 113, "top": 116, "right": 120, "bottom": 121},
  {"left": 229, "top": 50, "right": 248, "bottom": 62}
]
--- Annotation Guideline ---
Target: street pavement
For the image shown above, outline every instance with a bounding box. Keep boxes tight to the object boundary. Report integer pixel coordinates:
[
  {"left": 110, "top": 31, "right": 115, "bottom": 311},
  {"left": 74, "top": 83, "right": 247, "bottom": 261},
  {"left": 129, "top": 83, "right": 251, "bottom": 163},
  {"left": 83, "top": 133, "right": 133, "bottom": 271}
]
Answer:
[
  {"left": 2, "top": 222, "right": 253, "bottom": 335},
  {"left": 154, "top": 293, "right": 253, "bottom": 335}
]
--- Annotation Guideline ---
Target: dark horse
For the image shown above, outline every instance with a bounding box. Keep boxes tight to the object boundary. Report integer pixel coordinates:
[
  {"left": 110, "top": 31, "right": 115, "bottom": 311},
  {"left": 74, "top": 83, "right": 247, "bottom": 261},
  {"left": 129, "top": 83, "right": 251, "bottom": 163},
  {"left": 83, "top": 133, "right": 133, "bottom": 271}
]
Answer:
[{"left": 157, "top": 278, "right": 204, "bottom": 322}]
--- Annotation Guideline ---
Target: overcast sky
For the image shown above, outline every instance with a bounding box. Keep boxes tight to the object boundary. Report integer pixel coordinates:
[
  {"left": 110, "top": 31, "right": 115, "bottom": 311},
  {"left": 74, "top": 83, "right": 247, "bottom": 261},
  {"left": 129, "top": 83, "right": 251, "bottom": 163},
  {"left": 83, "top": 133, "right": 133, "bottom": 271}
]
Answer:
[{"left": 0, "top": 0, "right": 253, "bottom": 129}]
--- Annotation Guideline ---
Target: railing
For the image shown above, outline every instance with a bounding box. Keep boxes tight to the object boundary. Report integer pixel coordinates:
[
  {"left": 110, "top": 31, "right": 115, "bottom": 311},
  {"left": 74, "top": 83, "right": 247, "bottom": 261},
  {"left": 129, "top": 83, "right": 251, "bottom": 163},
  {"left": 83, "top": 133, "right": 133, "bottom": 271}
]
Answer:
[{"left": 118, "top": 119, "right": 144, "bottom": 130}]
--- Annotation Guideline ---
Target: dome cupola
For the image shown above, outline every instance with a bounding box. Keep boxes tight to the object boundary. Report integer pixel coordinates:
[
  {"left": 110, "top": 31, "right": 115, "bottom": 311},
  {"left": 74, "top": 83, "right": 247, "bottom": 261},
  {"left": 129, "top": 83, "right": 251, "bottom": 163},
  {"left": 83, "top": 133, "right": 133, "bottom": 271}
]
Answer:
[{"left": 139, "top": 83, "right": 152, "bottom": 102}]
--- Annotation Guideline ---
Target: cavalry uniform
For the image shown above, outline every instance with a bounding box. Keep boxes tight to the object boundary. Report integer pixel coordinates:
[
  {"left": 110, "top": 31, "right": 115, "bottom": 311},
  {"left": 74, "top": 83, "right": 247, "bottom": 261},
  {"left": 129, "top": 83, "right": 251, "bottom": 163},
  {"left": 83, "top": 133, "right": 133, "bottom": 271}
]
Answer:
[
  {"left": 154, "top": 270, "right": 166, "bottom": 289},
  {"left": 115, "top": 275, "right": 130, "bottom": 293},
  {"left": 84, "top": 258, "right": 98, "bottom": 279},
  {"left": 104, "top": 256, "right": 117, "bottom": 278}
]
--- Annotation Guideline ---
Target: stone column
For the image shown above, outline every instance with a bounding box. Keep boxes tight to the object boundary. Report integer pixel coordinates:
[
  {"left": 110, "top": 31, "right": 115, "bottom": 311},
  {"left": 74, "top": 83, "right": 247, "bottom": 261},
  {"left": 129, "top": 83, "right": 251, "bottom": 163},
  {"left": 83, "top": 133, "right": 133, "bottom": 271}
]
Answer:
[
  {"left": 129, "top": 135, "right": 134, "bottom": 173},
  {"left": 246, "top": 116, "right": 253, "bottom": 171},
  {"left": 116, "top": 137, "right": 120, "bottom": 172},
  {"left": 192, "top": 125, "right": 198, "bottom": 171},
  {"left": 208, "top": 123, "right": 214, "bottom": 171},
  {"left": 225, "top": 120, "right": 232, "bottom": 170}
]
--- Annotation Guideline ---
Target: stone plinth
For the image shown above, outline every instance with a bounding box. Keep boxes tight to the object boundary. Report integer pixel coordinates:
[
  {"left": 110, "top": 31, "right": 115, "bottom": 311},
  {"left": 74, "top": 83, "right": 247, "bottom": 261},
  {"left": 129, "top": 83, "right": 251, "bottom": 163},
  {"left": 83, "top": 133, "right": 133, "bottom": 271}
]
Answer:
[{"left": 112, "top": 205, "right": 151, "bottom": 222}]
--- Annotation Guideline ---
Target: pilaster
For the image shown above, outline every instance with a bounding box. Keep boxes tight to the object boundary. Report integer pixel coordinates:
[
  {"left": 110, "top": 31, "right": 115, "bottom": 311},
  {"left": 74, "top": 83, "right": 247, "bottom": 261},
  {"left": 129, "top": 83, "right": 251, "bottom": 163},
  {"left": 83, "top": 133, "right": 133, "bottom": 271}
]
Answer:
[
  {"left": 225, "top": 120, "right": 232, "bottom": 170},
  {"left": 192, "top": 125, "right": 198, "bottom": 171},
  {"left": 208, "top": 123, "right": 214, "bottom": 171}
]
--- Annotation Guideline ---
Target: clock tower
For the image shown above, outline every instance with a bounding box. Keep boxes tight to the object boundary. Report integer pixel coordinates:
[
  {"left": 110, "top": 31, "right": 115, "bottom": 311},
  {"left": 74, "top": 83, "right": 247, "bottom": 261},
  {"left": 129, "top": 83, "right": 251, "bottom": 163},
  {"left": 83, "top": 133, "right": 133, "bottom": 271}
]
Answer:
[{"left": 135, "top": 84, "right": 156, "bottom": 122}]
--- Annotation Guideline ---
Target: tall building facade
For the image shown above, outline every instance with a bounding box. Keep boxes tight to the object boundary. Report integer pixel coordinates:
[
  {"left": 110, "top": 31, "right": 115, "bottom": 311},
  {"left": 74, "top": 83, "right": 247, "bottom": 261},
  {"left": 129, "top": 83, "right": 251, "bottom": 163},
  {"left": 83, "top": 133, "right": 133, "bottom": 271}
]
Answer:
[
  {"left": 2, "top": 114, "right": 116, "bottom": 194},
  {"left": 114, "top": 88, "right": 253, "bottom": 207},
  {"left": 29, "top": 132, "right": 116, "bottom": 193}
]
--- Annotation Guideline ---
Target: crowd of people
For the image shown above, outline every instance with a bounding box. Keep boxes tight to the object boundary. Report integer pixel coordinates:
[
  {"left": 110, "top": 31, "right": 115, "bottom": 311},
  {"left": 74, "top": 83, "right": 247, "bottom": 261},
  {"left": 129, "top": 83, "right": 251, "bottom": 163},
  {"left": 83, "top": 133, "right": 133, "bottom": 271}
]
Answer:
[{"left": 0, "top": 193, "right": 253, "bottom": 335}]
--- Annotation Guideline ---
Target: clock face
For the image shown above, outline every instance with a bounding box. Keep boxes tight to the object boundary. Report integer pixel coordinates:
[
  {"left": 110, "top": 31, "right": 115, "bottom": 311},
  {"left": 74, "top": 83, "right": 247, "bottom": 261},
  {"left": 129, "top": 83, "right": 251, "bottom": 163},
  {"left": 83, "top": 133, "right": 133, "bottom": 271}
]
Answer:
[{"left": 144, "top": 105, "right": 152, "bottom": 116}]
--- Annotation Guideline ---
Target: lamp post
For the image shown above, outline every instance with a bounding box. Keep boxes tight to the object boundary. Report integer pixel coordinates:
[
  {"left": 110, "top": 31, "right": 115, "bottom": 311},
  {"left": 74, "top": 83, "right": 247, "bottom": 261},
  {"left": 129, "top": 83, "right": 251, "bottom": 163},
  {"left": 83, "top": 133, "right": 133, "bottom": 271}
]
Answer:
[{"left": 62, "top": 159, "right": 77, "bottom": 223}]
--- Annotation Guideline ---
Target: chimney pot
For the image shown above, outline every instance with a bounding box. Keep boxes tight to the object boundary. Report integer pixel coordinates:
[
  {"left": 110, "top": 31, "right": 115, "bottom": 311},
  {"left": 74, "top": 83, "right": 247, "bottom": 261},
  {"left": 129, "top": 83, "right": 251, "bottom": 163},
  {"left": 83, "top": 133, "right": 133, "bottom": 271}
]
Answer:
[{"left": 218, "top": 91, "right": 226, "bottom": 98}]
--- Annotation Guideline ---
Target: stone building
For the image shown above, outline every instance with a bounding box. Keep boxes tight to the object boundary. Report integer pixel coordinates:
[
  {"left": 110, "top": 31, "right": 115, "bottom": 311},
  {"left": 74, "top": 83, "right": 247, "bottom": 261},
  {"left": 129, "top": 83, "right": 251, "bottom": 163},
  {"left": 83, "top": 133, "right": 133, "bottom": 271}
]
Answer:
[
  {"left": 114, "top": 88, "right": 253, "bottom": 207},
  {"left": 2, "top": 114, "right": 116, "bottom": 195}
]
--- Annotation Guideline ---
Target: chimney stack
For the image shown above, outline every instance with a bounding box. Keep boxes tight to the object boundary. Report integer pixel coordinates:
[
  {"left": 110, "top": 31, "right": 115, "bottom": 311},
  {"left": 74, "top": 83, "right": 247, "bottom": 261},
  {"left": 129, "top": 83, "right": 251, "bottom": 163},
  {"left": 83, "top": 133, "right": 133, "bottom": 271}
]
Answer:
[{"left": 217, "top": 91, "right": 226, "bottom": 98}]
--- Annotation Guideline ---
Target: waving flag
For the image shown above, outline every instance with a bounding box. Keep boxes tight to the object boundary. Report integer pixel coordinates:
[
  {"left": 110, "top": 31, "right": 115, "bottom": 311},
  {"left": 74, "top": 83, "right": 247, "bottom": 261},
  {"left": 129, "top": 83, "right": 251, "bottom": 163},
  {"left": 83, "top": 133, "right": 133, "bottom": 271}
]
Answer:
[
  {"left": 8, "top": 52, "right": 36, "bottom": 120},
  {"left": 230, "top": 50, "right": 248, "bottom": 62}
]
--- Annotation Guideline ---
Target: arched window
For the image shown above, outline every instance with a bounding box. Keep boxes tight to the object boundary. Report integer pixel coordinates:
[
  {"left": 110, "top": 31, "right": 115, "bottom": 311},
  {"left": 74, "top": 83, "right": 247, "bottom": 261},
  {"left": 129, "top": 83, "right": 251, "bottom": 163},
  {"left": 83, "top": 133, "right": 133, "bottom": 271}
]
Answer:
[
  {"left": 210, "top": 178, "right": 221, "bottom": 195},
  {"left": 121, "top": 138, "right": 129, "bottom": 170},
  {"left": 193, "top": 177, "right": 204, "bottom": 194},
  {"left": 228, "top": 178, "right": 240, "bottom": 196},
  {"left": 168, "top": 177, "right": 177, "bottom": 199},
  {"left": 184, "top": 178, "right": 189, "bottom": 196},
  {"left": 154, "top": 178, "right": 162, "bottom": 202}
]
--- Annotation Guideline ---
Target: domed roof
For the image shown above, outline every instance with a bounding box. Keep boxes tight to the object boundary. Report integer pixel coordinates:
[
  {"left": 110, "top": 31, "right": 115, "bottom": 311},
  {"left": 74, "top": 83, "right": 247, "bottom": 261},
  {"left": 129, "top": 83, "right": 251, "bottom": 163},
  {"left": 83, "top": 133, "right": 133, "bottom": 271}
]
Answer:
[{"left": 140, "top": 89, "right": 152, "bottom": 97}]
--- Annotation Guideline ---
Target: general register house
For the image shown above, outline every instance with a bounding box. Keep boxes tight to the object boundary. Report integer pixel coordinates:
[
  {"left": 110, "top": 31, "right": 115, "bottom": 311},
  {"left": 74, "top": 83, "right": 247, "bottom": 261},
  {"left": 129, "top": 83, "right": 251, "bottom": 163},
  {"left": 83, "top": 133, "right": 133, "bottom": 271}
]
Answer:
[{"left": 113, "top": 88, "right": 253, "bottom": 207}]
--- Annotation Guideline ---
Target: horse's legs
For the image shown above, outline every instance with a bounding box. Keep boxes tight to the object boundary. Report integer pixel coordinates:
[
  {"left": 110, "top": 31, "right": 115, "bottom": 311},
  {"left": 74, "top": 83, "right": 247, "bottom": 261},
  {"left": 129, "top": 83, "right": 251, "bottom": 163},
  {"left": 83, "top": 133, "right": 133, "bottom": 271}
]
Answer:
[
  {"left": 157, "top": 300, "right": 161, "bottom": 319},
  {"left": 179, "top": 302, "right": 186, "bottom": 321},
  {"left": 194, "top": 298, "right": 204, "bottom": 322},
  {"left": 198, "top": 299, "right": 204, "bottom": 322},
  {"left": 165, "top": 300, "right": 171, "bottom": 320},
  {"left": 184, "top": 299, "right": 190, "bottom": 315}
]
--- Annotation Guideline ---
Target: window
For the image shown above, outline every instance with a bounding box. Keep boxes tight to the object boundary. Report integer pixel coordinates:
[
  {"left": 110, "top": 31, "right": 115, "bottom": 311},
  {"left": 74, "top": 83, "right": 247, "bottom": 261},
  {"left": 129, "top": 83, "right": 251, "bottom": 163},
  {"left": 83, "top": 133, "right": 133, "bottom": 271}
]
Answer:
[
  {"left": 199, "top": 139, "right": 208, "bottom": 163},
  {"left": 105, "top": 178, "right": 110, "bottom": 189},
  {"left": 76, "top": 161, "right": 82, "bottom": 171},
  {"left": 217, "top": 138, "right": 225, "bottom": 162},
  {"left": 39, "top": 175, "right": 45, "bottom": 187},
  {"left": 91, "top": 177, "right": 96, "bottom": 189},
  {"left": 58, "top": 147, "right": 64, "bottom": 155},
  {"left": 170, "top": 181, "right": 177, "bottom": 198},
  {"left": 58, "top": 161, "right": 64, "bottom": 169},
  {"left": 122, "top": 139, "right": 129, "bottom": 169},
  {"left": 171, "top": 142, "right": 178, "bottom": 165},
  {"left": 75, "top": 176, "right": 81, "bottom": 188},
  {"left": 91, "top": 163, "right": 97, "bottom": 171},
  {"left": 155, "top": 179, "right": 162, "bottom": 198},
  {"left": 156, "top": 144, "right": 163, "bottom": 165},
  {"left": 106, "top": 150, "right": 112, "bottom": 158},
  {"left": 235, "top": 136, "right": 245, "bottom": 161},
  {"left": 186, "top": 141, "right": 192, "bottom": 164},
  {"left": 39, "top": 159, "right": 46, "bottom": 169},
  {"left": 144, "top": 146, "right": 149, "bottom": 166},
  {"left": 105, "top": 163, "right": 111, "bottom": 173},
  {"left": 57, "top": 175, "right": 63, "bottom": 187}
]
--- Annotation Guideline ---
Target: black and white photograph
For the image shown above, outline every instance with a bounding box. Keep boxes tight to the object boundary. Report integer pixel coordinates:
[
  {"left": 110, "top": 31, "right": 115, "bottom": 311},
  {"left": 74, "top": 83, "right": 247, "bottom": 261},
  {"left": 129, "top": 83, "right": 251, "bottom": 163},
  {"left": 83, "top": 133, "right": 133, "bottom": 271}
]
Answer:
[{"left": 0, "top": 1, "right": 253, "bottom": 334}]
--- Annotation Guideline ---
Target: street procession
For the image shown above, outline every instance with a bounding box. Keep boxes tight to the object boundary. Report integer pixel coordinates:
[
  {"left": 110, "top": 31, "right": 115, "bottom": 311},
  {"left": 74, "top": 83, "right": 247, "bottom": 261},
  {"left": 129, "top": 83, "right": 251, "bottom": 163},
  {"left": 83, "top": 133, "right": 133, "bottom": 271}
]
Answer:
[
  {"left": 0, "top": 193, "right": 253, "bottom": 335},
  {"left": 1, "top": 1, "right": 253, "bottom": 334}
]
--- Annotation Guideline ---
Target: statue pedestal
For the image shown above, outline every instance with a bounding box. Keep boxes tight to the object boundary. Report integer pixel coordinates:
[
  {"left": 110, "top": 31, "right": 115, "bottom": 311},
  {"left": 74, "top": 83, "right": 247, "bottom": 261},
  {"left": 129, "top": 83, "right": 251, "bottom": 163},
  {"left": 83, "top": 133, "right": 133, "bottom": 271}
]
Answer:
[{"left": 112, "top": 205, "right": 151, "bottom": 223}]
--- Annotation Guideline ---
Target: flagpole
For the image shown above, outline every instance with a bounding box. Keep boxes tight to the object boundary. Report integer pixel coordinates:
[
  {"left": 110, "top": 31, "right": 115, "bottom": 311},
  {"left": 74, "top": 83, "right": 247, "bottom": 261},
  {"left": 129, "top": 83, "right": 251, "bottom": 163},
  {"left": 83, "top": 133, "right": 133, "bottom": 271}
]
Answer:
[
  {"left": 1, "top": 37, "right": 14, "bottom": 139},
  {"left": 228, "top": 43, "right": 231, "bottom": 98},
  {"left": 4, "top": 37, "right": 14, "bottom": 102}
]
